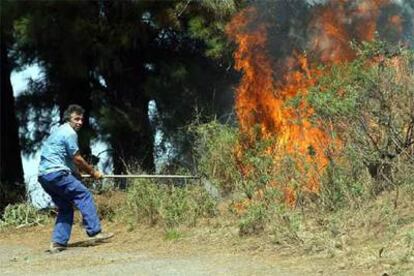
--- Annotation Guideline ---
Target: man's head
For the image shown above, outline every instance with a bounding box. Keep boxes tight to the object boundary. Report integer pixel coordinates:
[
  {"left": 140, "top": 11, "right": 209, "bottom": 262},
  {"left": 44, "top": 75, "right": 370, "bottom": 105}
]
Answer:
[{"left": 63, "top": 104, "right": 85, "bottom": 132}]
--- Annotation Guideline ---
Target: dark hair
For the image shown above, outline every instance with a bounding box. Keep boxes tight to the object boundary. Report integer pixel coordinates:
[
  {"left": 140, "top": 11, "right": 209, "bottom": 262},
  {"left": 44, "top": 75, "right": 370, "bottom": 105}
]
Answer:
[{"left": 63, "top": 104, "right": 85, "bottom": 122}]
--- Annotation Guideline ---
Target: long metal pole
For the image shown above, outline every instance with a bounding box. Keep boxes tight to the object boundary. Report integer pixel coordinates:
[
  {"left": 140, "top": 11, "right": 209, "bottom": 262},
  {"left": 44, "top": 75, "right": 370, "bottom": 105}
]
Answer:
[{"left": 81, "top": 174, "right": 200, "bottom": 179}]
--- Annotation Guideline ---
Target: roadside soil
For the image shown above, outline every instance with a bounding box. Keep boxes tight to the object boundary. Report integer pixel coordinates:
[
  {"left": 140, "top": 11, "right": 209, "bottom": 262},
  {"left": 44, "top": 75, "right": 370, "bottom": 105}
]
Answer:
[{"left": 0, "top": 219, "right": 409, "bottom": 276}]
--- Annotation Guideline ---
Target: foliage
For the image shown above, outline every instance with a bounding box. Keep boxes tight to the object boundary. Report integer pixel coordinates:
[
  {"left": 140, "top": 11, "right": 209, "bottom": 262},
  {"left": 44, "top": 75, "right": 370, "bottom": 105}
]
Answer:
[
  {"left": 238, "top": 202, "right": 266, "bottom": 236},
  {"left": 9, "top": 0, "right": 241, "bottom": 174},
  {"left": 94, "top": 189, "right": 126, "bottom": 222},
  {"left": 125, "top": 179, "right": 162, "bottom": 226},
  {"left": 124, "top": 178, "right": 217, "bottom": 229},
  {"left": 1, "top": 0, "right": 26, "bottom": 204},
  {"left": 405, "top": 230, "right": 414, "bottom": 257},
  {"left": 308, "top": 40, "right": 414, "bottom": 198},
  {"left": 317, "top": 157, "right": 369, "bottom": 210},
  {"left": 190, "top": 120, "right": 306, "bottom": 236},
  {"left": 187, "top": 41, "right": 414, "bottom": 233},
  {"left": 187, "top": 0, "right": 239, "bottom": 60},
  {"left": 164, "top": 228, "right": 183, "bottom": 241},
  {"left": 191, "top": 120, "right": 242, "bottom": 195},
  {"left": 0, "top": 203, "right": 49, "bottom": 229}
]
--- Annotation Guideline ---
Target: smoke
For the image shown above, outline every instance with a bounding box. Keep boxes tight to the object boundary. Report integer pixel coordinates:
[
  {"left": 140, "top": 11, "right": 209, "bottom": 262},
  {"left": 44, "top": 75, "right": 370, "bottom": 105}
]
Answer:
[{"left": 243, "top": 0, "right": 413, "bottom": 79}]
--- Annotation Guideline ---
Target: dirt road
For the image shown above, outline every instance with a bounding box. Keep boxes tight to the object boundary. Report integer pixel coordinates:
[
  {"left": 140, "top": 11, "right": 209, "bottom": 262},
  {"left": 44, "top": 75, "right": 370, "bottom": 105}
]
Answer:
[{"left": 0, "top": 222, "right": 399, "bottom": 275}]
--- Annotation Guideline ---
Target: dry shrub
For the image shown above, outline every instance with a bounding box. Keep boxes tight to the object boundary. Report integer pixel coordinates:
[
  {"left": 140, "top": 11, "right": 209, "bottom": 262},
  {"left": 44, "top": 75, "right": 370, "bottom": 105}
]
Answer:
[
  {"left": 0, "top": 203, "right": 49, "bottom": 229},
  {"left": 191, "top": 120, "right": 242, "bottom": 195},
  {"left": 94, "top": 189, "right": 127, "bottom": 222},
  {"left": 124, "top": 178, "right": 217, "bottom": 229}
]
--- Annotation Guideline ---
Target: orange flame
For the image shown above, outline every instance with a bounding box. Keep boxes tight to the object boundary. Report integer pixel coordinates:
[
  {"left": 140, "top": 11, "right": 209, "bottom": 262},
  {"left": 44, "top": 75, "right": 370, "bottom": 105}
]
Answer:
[
  {"left": 310, "top": 0, "right": 389, "bottom": 63},
  {"left": 227, "top": 8, "right": 333, "bottom": 204},
  {"left": 227, "top": 0, "right": 400, "bottom": 205}
]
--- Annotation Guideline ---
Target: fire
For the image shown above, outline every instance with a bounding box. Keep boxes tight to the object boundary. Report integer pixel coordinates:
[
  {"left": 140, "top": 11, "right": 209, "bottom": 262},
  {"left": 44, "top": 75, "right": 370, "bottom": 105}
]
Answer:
[
  {"left": 310, "top": 0, "right": 389, "bottom": 63},
  {"left": 227, "top": 7, "right": 332, "bottom": 203},
  {"left": 226, "top": 0, "right": 400, "bottom": 205},
  {"left": 311, "top": 2, "right": 354, "bottom": 63}
]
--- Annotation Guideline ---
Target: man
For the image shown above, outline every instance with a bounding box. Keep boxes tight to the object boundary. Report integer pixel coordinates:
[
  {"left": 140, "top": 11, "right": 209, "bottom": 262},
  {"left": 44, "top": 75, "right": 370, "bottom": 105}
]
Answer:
[{"left": 38, "top": 104, "right": 113, "bottom": 253}]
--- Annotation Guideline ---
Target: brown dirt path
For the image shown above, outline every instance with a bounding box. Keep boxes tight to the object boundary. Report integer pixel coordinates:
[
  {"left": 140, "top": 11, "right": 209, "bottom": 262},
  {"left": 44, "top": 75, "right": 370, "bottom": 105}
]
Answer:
[{"left": 0, "top": 221, "right": 399, "bottom": 275}]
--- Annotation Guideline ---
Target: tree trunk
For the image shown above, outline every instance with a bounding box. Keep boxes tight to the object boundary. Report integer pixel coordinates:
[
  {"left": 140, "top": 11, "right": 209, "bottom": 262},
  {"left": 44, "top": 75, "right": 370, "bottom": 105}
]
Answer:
[
  {"left": 109, "top": 93, "right": 155, "bottom": 188},
  {"left": 1, "top": 39, "right": 26, "bottom": 212},
  {"left": 98, "top": 0, "right": 156, "bottom": 185}
]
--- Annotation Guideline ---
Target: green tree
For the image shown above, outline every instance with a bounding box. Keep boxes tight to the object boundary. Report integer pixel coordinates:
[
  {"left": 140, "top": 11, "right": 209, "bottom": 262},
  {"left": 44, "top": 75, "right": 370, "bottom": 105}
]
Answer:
[
  {"left": 10, "top": 0, "right": 241, "bottom": 181},
  {"left": 13, "top": 1, "right": 102, "bottom": 161},
  {"left": 93, "top": 0, "right": 241, "bottom": 174},
  {"left": 1, "top": 1, "right": 26, "bottom": 212}
]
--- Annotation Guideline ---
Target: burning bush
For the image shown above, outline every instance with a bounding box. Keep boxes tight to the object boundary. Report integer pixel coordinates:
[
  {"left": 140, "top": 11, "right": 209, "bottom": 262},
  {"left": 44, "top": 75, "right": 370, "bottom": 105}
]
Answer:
[
  {"left": 308, "top": 40, "right": 414, "bottom": 201},
  {"left": 224, "top": 0, "right": 412, "bottom": 207}
]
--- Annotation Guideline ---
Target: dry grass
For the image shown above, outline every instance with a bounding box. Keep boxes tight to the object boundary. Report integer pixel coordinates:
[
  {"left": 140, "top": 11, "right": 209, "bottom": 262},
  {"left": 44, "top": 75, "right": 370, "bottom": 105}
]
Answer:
[
  {"left": 1, "top": 185, "right": 413, "bottom": 275},
  {"left": 94, "top": 189, "right": 127, "bottom": 222}
]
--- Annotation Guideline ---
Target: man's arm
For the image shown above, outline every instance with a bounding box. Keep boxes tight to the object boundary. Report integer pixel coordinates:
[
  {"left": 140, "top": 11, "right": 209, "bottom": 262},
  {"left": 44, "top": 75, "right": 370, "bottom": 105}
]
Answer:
[{"left": 73, "top": 152, "right": 103, "bottom": 180}]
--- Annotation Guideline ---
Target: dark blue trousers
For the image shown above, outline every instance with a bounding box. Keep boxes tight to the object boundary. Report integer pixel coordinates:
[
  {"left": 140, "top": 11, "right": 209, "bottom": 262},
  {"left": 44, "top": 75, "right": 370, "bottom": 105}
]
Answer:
[{"left": 38, "top": 170, "right": 101, "bottom": 245}]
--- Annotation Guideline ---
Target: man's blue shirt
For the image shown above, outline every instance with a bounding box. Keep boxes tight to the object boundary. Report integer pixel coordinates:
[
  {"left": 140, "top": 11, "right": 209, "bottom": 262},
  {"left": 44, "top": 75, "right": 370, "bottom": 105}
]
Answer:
[{"left": 38, "top": 123, "right": 79, "bottom": 176}]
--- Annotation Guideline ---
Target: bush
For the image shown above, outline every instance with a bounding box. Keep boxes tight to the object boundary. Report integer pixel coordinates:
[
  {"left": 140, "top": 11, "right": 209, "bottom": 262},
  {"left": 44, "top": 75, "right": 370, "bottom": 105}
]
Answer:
[
  {"left": 318, "top": 151, "right": 371, "bottom": 210},
  {"left": 125, "top": 179, "right": 163, "bottom": 226},
  {"left": 269, "top": 210, "right": 303, "bottom": 245},
  {"left": 161, "top": 186, "right": 195, "bottom": 227},
  {"left": 308, "top": 40, "right": 414, "bottom": 198},
  {"left": 124, "top": 179, "right": 217, "bottom": 229},
  {"left": 94, "top": 189, "right": 126, "bottom": 222},
  {"left": 191, "top": 120, "right": 242, "bottom": 195},
  {"left": 0, "top": 203, "right": 49, "bottom": 229},
  {"left": 238, "top": 202, "right": 266, "bottom": 236}
]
